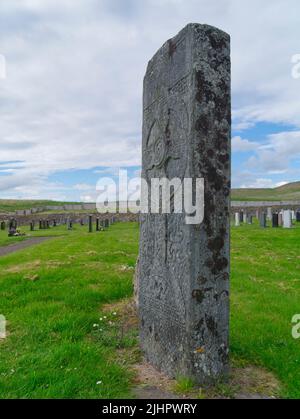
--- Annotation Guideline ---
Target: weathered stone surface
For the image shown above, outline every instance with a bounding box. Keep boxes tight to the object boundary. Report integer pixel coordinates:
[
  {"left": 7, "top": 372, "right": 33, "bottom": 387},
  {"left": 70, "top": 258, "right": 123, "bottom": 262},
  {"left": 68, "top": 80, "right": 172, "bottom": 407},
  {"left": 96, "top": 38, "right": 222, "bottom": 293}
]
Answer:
[
  {"left": 283, "top": 210, "right": 292, "bottom": 229},
  {"left": 139, "top": 23, "right": 231, "bottom": 384},
  {"left": 260, "top": 213, "right": 267, "bottom": 228},
  {"left": 272, "top": 213, "right": 279, "bottom": 228}
]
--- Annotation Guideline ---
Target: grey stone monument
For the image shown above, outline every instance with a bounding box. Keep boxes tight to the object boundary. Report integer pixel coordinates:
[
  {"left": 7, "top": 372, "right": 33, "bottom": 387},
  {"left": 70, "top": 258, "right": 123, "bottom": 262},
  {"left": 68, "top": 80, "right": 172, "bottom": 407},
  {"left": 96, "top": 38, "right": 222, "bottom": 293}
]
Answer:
[
  {"left": 272, "top": 213, "right": 279, "bottom": 228},
  {"left": 88, "top": 215, "right": 93, "bottom": 233},
  {"left": 267, "top": 207, "right": 272, "bottom": 221},
  {"left": 139, "top": 24, "right": 231, "bottom": 384},
  {"left": 260, "top": 213, "right": 267, "bottom": 228}
]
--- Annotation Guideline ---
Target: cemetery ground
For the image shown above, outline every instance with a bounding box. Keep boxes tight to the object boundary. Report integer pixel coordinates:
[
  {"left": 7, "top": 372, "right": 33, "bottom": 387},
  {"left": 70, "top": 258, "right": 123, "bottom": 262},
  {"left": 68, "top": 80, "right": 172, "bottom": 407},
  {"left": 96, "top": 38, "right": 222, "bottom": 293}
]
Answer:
[{"left": 0, "top": 221, "right": 300, "bottom": 399}]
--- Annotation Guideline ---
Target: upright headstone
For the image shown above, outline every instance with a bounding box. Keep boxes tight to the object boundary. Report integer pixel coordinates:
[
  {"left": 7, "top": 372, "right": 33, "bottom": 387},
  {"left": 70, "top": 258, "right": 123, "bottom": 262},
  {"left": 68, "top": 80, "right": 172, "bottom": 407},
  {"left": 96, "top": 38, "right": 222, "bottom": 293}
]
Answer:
[
  {"left": 239, "top": 212, "right": 243, "bottom": 223},
  {"left": 296, "top": 211, "right": 300, "bottom": 222},
  {"left": 247, "top": 214, "right": 253, "bottom": 225},
  {"left": 259, "top": 213, "right": 267, "bottom": 228},
  {"left": 235, "top": 212, "right": 240, "bottom": 227},
  {"left": 0, "top": 221, "right": 5, "bottom": 231},
  {"left": 139, "top": 24, "right": 231, "bottom": 384},
  {"left": 267, "top": 207, "right": 272, "bottom": 221},
  {"left": 104, "top": 219, "right": 109, "bottom": 229},
  {"left": 278, "top": 212, "right": 283, "bottom": 227},
  {"left": 8, "top": 219, "right": 17, "bottom": 236},
  {"left": 283, "top": 210, "right": 292, "bottom": 229},
  {"left": 96, "top": 218, "right": 100, "bottom": 232},
  {"left": 39, "top": 220, "right": 42, "bottom": 230},
  {"left": 88, "top": 215, "right": 93, "bottom": 233},
  {"left": 30, "top": 221, "right": 35, "bottom": 231},
  {"left": 272, "top": 213, "right": 279, "bottom": 228}
]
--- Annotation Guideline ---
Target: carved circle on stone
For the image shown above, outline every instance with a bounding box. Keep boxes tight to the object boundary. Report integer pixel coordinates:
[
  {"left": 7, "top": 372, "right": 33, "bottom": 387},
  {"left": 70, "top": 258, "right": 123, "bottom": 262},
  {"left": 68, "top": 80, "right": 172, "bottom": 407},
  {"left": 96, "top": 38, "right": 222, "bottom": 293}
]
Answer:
[{"left": 153, "top": 136, "right": 167, "bottom": 168}]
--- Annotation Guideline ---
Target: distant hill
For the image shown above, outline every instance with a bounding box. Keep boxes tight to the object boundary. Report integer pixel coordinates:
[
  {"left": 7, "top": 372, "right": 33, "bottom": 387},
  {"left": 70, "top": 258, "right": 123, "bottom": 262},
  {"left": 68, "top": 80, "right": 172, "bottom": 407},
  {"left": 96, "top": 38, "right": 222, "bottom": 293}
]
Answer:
[
  {"left": 0, "top": 199, "right": 81, "bottom": 213},
  {"left": 1, "top": 181, "right": 300, "bottom": 212},
  {"left": 232, "top": 181, "right": 300, "bottom": 202}
]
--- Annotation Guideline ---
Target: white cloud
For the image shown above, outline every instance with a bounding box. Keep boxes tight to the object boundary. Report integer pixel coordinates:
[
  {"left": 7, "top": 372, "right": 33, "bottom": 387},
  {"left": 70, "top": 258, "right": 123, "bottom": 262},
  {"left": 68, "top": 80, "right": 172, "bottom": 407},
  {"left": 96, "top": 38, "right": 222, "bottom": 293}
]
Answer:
[
  {"left": 0, "top": 0, "right": 299, "bottom": 198},
  {"left": 246, "top": 131, "right": 300, "bottom": 173},
  {"left": 239, "top": 178, "right": 288, "bottom": 189},
  {"left": 232, "top": 136, "right": 259, "bottom": 152}
]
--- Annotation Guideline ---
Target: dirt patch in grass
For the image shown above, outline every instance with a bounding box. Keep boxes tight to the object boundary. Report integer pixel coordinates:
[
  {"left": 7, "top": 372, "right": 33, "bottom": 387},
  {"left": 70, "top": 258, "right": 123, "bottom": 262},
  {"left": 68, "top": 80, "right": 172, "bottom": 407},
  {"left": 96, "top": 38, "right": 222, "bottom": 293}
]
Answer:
[
  {"left": 102, "top": 298, "right": 281, "bottom": 400},
  {"left": 0, "top": 237, "right": 52, "bottom": 258}
]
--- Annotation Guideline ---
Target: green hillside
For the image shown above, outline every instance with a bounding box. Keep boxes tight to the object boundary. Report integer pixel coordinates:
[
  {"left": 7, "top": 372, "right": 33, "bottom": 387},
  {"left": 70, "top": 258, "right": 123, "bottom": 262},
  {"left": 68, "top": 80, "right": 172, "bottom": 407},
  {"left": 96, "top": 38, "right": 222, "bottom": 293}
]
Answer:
[
  {"left": 0, "top": 200, "right": 80, "bottom": 213},
  {"left": 232, "top": 181, "right": 300, "bottom": 202}
]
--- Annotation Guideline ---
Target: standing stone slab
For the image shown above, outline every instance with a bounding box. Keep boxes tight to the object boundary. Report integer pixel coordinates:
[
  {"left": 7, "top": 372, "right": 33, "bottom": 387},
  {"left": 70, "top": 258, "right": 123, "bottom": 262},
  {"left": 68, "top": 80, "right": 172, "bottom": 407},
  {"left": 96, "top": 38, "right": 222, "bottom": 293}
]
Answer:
[
  {"left": 283, "top": 210, "right": 292, "bottom": 229},
  {"left": 235, "top": 212, "right": 240, "bottom": 227},
  {"left": 88, "top": 215, "right": 93, "bottom": 233},
  {"left": 260, "top": 213, "right": 267, "bottom": 228},
  {"left": 272, "top": 213, "right": 279, "bottom": 228},
  {"left": 139, "top": 24, "right": 231, "bottom": 384}
]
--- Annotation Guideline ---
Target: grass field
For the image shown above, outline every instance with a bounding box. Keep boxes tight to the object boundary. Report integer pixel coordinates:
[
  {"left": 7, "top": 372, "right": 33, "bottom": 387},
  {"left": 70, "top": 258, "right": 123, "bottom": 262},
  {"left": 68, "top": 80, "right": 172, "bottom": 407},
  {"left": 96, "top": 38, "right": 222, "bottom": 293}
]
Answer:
[{"left": 0, "top": 221, "right": 300, "bottom": 398}]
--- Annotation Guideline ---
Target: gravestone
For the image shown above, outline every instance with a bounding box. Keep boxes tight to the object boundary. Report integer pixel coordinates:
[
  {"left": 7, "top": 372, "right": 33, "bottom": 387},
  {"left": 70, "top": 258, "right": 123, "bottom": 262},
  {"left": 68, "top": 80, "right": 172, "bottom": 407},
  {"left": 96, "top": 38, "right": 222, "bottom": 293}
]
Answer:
[
  {"left": 247, "top": 215, "right": 253, "bottom": 225},
  {"left": 0, "top": 221, "right": 5, "bottom": 230},
  {"left": 235, "top": 213, "right": 240, "bottom": 227},
  {"left": 30, "top": 221, "right": 35, "bottom": 231},
  {"left": 267, "top": 207, "right": 272, "bottom": 221},
  {"left": 259, "top": 213, "right": 267, "bottom": 228},
  {"left": 283, "top": 210, "right": 292, "bottom": 229},
  {"left": 39, "top": 220, "right": 42, "bottom": 230},
  {"left": 8, "top": 219, "right": 17, "bottom": 236},
  {"left": 296, "top": 211, "right": 300, "bottom": 222},
  {"left": 239, "top": 212, "right": 243, "bottom": 223},
  {"left": 272, "top": 213, "right": 279, "bottom": 228},
  {"left": 88, "top": 215, "right": 93, "bottom": 233},
  {"left": 278, "top": 212, "right": 283, "bottom": 227},
  {"left": 96, "top": 218, "right": 100, "bottom": 232},
  {"left": 139, "top": 24, "right": 231, "bottom": 384},
  {"left": 104, "top": 219, "right": 109, "bottom": 229}
]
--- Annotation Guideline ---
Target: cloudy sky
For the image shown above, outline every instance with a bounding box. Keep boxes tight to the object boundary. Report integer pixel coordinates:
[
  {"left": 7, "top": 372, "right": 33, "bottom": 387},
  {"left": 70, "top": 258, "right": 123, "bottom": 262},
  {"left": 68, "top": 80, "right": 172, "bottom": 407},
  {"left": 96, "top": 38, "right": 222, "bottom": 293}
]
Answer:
[{"left": 0, "top": 0, "right": 300, "bottom": 202}]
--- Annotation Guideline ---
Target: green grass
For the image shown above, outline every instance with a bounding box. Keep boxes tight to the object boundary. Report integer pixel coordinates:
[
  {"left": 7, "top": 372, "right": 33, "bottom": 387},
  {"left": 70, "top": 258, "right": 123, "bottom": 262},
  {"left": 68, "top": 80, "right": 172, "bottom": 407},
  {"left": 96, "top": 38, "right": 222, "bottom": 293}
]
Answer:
[
  {"left": 231, "top": 220, "right": 300, "bottom": 398},
  {"left": 0, "top": 221, "right": 300, "bottom": 398},
  {"left": 0, "top": 223, "right": 139, "bottom": 399}
]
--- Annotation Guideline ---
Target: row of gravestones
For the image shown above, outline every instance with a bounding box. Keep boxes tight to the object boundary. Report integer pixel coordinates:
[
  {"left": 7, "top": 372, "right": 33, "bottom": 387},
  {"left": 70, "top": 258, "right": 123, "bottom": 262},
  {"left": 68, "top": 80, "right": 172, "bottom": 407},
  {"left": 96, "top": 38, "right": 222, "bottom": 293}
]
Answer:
[
  {"left": 1, "top": 216, "right": 116, "bottom": 236},
  {"left": 234, "top": 209, "right": 300, "bottom": 228}
]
